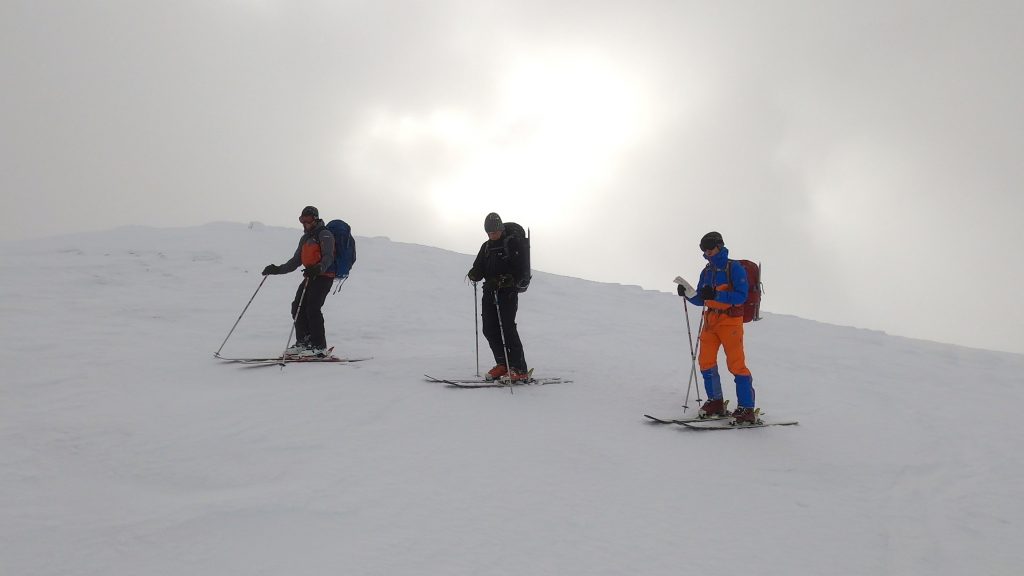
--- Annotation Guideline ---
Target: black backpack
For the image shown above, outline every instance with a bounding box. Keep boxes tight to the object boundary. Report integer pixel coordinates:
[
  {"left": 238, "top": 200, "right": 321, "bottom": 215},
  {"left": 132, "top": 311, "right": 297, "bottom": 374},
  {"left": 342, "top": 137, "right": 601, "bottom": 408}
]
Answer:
[{"left": 501, "top": 222, "right": 531, "bottom": 292}]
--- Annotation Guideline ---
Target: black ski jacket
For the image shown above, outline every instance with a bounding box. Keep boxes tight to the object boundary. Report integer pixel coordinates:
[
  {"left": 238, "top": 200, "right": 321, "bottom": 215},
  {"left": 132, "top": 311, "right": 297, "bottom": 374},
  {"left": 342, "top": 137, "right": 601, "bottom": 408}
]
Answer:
[{"left": 469, "top": 235, "right": 527, "bottom": 289}]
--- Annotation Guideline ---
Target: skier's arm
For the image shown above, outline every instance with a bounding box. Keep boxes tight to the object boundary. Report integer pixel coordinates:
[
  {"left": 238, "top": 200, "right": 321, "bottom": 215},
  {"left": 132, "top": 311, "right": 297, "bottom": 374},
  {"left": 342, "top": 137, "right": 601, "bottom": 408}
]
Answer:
[
  {"left": 715, "top": 262, "right": 749, "bottom": 305},
  {"left": 467, "top": 243, "right": 487, "bottom": 280},
  {"left": 317, "top": 229, "right": 335, "bottom": 269},
  {"left": 686, "top": 268, "right": 710, "bottom": 306},
  {"left": 276, "top": 240, "right": 303, "bottom": 274}
]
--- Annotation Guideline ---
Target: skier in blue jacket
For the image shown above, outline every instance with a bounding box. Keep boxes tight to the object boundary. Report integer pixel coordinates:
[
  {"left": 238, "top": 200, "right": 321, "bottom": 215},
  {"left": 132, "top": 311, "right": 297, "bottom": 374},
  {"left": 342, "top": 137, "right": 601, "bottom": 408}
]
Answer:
[{"left": 679, "top": 231, "right": 757, "bottom": 424}]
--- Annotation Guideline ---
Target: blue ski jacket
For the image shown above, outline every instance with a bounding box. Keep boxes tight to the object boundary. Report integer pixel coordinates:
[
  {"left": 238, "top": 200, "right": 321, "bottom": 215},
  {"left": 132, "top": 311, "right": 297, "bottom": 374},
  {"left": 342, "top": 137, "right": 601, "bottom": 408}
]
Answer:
[{"left": 686, "top": 246, "right": 749, "bottom": 309}]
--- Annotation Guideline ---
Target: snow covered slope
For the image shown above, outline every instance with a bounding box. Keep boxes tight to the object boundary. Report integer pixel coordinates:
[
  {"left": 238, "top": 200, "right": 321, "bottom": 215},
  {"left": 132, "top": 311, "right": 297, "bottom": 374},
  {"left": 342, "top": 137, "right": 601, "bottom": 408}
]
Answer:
[{"left": 2, "top": 223, "right": 1021, "bottom": 576}]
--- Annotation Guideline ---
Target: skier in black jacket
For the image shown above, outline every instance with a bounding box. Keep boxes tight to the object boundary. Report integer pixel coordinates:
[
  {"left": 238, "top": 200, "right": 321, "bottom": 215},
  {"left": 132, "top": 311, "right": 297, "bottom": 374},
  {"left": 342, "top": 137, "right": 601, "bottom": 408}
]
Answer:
[{"left": 467, "top": 212, "right": 529, "bottom": 381}]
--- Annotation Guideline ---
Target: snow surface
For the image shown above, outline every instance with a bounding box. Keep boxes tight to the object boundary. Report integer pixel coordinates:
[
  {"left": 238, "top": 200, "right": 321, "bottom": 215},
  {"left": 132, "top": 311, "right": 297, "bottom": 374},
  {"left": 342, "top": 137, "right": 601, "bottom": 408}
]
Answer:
[{"left": 2, "top": 222, "right": 1022, "bottom": 576}]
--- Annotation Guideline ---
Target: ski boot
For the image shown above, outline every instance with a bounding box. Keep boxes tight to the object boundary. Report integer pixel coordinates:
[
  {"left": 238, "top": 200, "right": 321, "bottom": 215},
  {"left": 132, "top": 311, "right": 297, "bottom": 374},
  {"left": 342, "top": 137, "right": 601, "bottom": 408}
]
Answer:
[
  {"left": 297, "top": 346, "right": 329, "bottom": 358},
  {"left": 731, "top": 407, "right": 761, "bottom": 426},
  {"left": 699, "top": 398, "right": 730, "bottom": 419},
  {"left": 486, "top": 364, "right": 508, "bottom": 381},
  {"left": 284, "top": 342, "right": 308, "bottom": 357},
  {"left": 506, "top": 368, "right": 532, "bottom": 383}
]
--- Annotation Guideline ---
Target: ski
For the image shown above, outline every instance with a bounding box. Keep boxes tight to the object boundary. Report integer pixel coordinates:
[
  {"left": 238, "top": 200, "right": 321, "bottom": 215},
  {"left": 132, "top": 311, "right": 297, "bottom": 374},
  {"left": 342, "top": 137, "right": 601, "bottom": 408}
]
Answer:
[
  {"left": 679, "top": 420, "right": 799, "bottom": 430},
  {"left": 644, "top": 414, "right": 732, "bottom": 424},
  {"left": 215, "top": 347, "right": 358, "bottom": 363},
  {"left": 445, "top": 379, "right": 566, "bottom": 388},
  {"left": 214, "top": 346, "right": 335, "bottom": 362},
  {"left": 237, "top": 356, "right": 371, "bottom": 366},
  {"left": 645, "top": 400, "right": 733, "bottom": 424},
  {"left": 424, "top": 374, "right": 569, "bottom": 388},
  {"left": 423, "top": 376, "right": 494, "bottom": 384},
  {"left": 424, "top": 374, "right": 566, "bottom": 384}
]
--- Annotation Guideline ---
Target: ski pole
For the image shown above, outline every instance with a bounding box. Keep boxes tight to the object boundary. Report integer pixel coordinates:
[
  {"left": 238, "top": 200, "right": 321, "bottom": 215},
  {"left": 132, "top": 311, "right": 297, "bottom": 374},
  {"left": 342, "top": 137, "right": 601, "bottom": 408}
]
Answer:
[
  {"left": 280, "top": 278, "right": 310, "bottom": 364},
  {"left": 493, "top": 289, "right": 513, "bottom": 395},
  {"left": 473, "top": 281, "right": 480, "bottom": 377},
  {"left": 681, "top": 299, "right": 706, "bottom": 411},
  {"left": 214, "top": 275, "right": 268, "bottom": 358}
]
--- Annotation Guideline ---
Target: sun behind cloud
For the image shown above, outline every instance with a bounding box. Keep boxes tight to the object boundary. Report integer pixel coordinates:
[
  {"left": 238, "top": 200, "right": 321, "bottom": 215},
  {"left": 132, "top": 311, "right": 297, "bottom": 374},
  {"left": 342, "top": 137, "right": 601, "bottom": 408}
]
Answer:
[{"left": 342, "top": 50, "right": 654, "bottom": 230}]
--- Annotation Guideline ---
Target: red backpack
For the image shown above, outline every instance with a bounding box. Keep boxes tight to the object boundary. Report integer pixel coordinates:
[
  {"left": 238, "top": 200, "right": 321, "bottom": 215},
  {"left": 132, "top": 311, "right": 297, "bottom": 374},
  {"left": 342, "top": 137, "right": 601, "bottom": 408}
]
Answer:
[{"left": 728, "top": 259, "right": 763, "bottom": 323}]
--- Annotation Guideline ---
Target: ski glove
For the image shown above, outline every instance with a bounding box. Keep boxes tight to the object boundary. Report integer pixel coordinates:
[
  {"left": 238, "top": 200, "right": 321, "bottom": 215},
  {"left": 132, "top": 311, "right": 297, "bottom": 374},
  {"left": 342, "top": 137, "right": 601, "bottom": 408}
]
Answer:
[
  {"left": 262, "top": 264, "right": 279, "bottom": 276},
  {"left": 677, "top": 284, "right": 687, "bottom": 297},
  {"left": 698, "top": 285, "right": 716, "bottom": 300},
  {"left": 303, "top": 264, "right": 322, "bottom": 278},
  {"left": 467, "top": 269, "right": 483, "bottom": 282}
]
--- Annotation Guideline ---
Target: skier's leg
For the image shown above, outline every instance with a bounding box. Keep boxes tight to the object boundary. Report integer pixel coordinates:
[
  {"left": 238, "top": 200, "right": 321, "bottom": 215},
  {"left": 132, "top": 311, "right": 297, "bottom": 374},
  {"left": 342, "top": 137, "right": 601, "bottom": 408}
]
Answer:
[
  {"left": 291, "top": 281, "right": 310, "bottom": 345},
  {"left": 481, "top": 288, "right": 505, "bottom": 365},
  {"left": 304, "top": 277, "right": 332, "bottom": 349},
  {"left": 497, "top": 290, "right": 527, "bottom": 372},
  {"left": 720, "top": 320, "right": 754, "bottom": 407},
  {"left": 698, "top": 315, "right": 724, "bottom": 398}
]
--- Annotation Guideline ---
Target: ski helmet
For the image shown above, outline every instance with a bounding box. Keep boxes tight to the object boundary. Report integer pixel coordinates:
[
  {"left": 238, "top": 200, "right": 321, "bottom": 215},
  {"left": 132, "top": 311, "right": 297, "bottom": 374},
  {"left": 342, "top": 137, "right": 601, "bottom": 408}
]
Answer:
[
  {"left": 700, "top": 231, "right": 724, "bottom": 251},
  {"left": 484, "top": 212, "right": 504, "bottom": 233}
]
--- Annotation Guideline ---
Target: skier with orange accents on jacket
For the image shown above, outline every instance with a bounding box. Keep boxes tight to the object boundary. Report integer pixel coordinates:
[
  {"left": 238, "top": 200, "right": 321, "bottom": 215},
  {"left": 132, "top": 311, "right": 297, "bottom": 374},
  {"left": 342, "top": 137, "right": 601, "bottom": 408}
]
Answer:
[
  {"left": 679, "top": 231, "right": 758, "bottom": 424},
  {"left": 261, "top": 206, "right": 335, "bottom": 357}
]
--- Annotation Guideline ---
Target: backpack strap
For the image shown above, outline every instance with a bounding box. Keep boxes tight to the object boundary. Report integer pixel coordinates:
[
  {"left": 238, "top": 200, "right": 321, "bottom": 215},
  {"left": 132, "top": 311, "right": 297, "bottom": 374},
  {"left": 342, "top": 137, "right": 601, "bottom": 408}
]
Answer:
[
  {"left": 723, "top": 260, "right": 741, "bottom": 314},
  {"left": 725, "top": 259, "right": 746, "bottom": 287}
]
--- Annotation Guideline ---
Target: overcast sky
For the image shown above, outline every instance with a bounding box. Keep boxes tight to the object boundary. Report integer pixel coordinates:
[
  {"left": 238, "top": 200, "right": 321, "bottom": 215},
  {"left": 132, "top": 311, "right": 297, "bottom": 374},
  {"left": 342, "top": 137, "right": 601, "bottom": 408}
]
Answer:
[{"left": 3, "top": 0, "right": 1022, "bottom": 354}]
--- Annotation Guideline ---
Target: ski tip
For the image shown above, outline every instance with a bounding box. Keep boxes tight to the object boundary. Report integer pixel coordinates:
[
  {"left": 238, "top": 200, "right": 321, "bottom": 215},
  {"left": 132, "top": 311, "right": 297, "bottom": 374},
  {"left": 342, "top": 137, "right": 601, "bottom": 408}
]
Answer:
[{"left": 643, "top": 414, "right": 673, "bottom": 424}]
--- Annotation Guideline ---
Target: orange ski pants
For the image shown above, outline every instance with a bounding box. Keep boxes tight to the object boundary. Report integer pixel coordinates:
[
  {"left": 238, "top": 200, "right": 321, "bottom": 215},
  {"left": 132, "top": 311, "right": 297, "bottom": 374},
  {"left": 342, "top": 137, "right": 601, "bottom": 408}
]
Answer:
[{"left": 698, "top": 312, "right": 751, "bottom": 376}]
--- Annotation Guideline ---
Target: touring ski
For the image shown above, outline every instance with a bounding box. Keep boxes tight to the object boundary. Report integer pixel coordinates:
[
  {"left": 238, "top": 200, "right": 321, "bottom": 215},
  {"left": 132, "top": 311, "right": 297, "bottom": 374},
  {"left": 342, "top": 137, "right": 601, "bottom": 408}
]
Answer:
[
  {"left": 238, "top": 356, "right": 370, "bottom": 366},
  {"left": 643, "top": 414, "right": 733, "bottom": 425},
  {"left": 679, "top": 420, "right": 799, "bottom": 430},
  {"left": 216, "top": 348, "right": 371, "bottom": 365},
  {"left": 424, "top": 374, "right": 569, "bottom": 388},
  {"left": 645, "top": 400, "right": 734, "bottom": 424}
]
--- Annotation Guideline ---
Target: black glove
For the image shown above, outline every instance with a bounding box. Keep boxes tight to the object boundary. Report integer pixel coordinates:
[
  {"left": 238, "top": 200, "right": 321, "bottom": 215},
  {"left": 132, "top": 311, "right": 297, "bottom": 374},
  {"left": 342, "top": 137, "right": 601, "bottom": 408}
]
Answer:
[
  {"left": 303, "top": 264, "right": 322, "bottom": 278},
  {"left": 497, "top": 274, "right": 515, "bottom": 288},
  {"left": 677, "top": 284, "right": 687, "bottom": 297},
  {"left": 698, "top": 285, "right": 716, "bottom": 300},
  {"left": 467, "top": 268, "right": 483, "bottom": 282},
  {"left": 262, "top": 264, "right": 279, "bottom": 276}
]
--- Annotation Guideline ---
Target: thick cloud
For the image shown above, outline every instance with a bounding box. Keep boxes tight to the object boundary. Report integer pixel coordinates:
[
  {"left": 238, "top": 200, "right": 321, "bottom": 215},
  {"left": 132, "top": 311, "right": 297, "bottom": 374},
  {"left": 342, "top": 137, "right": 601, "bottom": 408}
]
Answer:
[{"left": 3, "top": 0, "right": 1022, "bottom": 353}]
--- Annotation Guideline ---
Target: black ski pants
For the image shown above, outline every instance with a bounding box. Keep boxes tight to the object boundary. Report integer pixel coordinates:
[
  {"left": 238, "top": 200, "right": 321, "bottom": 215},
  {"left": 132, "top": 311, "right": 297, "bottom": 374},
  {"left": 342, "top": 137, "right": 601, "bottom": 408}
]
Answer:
[
  {"left": 291, "top": 276, "right": 333, "bottom": 349},
  {"left": 481, "top": 286, "right": 527, "bottom": 372}
]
